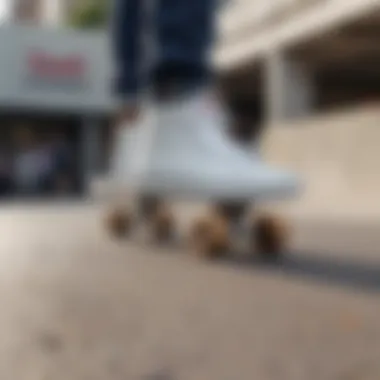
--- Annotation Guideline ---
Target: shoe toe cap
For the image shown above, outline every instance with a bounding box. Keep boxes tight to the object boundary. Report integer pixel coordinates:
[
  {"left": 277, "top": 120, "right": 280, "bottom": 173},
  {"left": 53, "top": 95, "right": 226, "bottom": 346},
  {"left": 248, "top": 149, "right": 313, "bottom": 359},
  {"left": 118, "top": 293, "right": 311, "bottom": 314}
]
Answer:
[{"left": 259, "top": 169, "right": 302, "bottom": 197}]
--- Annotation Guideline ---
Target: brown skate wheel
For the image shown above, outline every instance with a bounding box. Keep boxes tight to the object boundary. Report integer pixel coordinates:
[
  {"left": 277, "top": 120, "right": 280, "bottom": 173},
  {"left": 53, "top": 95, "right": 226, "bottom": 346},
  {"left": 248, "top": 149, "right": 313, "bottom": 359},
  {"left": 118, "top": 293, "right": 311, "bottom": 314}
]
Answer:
[
  {"left": 105, "top": 207, "right": 133, "bottom": 239},
  {"left": 190, "top": 213, "right": 230, "bottom": 259},
  {"left": 148, "top": 204, "right": 175, "bottom": 243},
  {"left": 251, "top": 214, "right": 289, "bottom": 260}
]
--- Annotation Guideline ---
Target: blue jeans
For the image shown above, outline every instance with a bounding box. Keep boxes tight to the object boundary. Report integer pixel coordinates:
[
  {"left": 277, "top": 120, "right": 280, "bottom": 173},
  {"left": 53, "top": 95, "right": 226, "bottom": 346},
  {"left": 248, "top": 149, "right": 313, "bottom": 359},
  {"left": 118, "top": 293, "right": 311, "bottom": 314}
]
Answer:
[{"left": 112, "top": 0, "right": 216, "bottom": 100}]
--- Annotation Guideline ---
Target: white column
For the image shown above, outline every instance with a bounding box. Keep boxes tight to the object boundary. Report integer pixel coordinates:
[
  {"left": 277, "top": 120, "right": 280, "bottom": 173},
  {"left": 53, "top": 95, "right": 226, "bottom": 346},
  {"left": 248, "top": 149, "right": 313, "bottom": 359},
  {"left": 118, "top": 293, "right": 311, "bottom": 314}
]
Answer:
[
  {"left": 265, "top": 51, "right": 314, "bottom": 123},
  {"left": 41, "top": 0, "right": 64, "bottom": 26},
  {"left": 0, "top": 0, "right": 12, "bottom": 22}
]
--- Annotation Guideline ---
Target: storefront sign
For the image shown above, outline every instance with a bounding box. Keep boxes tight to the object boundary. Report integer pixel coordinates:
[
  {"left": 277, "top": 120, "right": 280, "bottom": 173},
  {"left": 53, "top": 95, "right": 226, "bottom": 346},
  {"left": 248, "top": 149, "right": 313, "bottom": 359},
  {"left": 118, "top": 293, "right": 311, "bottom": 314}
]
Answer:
[
  {"left": 0, "top": 26, "right": 114, "bottom": 111},
  {"left": 26, "top": 49, "right": 88, "bottom": 89}
]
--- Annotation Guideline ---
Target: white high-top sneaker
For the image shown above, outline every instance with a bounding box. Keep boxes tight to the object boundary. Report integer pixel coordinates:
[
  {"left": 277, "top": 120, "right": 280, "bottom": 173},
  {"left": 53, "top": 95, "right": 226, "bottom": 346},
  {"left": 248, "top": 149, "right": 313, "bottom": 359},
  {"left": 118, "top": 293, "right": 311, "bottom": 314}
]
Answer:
[
  {"left": 108, "top": 106, "right": 156, "bottom": 194},
  {"left": 134, "top": 90, "right": 301, "bottom": 201}
]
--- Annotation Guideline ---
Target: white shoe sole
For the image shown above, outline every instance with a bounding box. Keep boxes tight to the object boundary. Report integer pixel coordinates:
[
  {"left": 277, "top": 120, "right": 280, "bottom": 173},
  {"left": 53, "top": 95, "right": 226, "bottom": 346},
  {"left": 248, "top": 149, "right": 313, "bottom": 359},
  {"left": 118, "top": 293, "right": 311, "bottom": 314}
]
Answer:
[{"left": 139, "top": 174, "right": 302, "bottom": 202}]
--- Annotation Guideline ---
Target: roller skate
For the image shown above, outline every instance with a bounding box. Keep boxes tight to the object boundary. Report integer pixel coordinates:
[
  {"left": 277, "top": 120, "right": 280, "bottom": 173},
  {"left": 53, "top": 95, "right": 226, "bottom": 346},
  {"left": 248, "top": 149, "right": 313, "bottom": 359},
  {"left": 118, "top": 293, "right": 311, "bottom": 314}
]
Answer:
[{"left": 105, "top": 89, "right": 301, "bottom": 259}]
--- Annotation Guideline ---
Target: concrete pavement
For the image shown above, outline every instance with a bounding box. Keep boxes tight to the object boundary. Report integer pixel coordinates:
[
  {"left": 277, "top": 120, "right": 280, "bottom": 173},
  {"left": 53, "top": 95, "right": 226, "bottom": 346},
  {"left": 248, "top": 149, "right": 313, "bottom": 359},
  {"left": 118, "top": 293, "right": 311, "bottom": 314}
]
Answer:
[
  {"left": 0, "top": 203, "right": 379, "bottom": 380},
  {"left": 262, "top": 106, "right": 380, "bottom": 220}
]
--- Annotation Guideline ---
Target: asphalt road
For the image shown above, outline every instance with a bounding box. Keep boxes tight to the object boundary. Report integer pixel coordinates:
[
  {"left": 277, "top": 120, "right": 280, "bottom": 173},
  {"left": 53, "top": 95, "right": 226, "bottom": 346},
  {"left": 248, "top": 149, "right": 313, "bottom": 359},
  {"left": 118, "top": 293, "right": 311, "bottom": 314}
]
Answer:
[{"left": 0, "top": 202, "right": 379, "bottom": 380}]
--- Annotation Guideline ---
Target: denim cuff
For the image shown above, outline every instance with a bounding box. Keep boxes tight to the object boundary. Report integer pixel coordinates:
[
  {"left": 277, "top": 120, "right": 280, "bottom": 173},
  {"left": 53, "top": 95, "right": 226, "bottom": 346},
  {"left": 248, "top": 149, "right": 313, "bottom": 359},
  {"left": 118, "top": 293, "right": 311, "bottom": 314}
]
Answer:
[{"left": 113, "top": 74, "right": 142, "bottom": 104}]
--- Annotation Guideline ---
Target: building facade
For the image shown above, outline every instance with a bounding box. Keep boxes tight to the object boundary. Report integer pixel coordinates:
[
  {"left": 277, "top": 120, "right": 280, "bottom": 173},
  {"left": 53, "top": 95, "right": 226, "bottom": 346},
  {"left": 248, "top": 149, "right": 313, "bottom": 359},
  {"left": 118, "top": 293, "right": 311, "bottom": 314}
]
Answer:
[
  {"left": 2, "top": 0, "right": 77, "bottom": 25},
  {"left": 0, "top": 24, "right": 113, "bottom": 197},
  {"left": 216, "top": 0, "right": 380, "bottom": 124}
]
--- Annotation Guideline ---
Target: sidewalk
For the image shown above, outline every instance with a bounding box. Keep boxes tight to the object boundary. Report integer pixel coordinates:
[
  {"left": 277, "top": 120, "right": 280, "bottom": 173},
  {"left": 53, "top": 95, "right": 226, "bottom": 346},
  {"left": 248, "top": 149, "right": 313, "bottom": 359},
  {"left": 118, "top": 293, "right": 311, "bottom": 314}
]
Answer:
[{"left": 265, "top": 195, "right": 380, "bottom": 223}]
